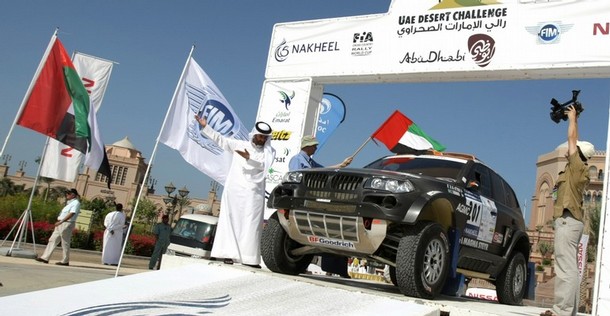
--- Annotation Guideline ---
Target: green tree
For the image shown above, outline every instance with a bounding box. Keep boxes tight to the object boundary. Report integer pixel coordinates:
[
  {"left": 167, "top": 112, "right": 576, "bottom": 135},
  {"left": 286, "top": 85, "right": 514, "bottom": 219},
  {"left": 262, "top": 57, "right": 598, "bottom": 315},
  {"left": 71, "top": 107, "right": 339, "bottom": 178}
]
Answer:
[
  {"left": 0, "top": 177, "right": 17, "bottom": 197},
  {"left": 589, "top": 206, "right": 601, "bottom": 246},
  {"left": 39, "top": 177, "right": 55, "bottom": 202},
  {"left": 131, "top": 196, "right": 159, "bottom": 231},
  {"left": 538, "top": 241, "right": 553, "bottom": 259}
]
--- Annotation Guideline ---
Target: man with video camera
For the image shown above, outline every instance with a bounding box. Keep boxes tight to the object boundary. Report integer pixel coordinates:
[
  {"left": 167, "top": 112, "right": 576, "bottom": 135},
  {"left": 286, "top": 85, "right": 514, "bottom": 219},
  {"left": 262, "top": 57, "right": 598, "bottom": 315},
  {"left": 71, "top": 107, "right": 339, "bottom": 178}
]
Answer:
[{"left": 549, "top": 105, "right": 594, "bottom": 316}]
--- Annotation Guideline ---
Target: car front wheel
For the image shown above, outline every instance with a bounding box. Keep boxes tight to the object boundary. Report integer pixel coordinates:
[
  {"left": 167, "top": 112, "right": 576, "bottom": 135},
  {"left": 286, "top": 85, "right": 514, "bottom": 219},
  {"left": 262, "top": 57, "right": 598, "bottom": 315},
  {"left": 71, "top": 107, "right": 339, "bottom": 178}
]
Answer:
[
  {"left": 396, "top": 222, "right": 450, "bottom": 299},
  {"left": 261, "top": 212, "right": 313, "bottom": 275}
]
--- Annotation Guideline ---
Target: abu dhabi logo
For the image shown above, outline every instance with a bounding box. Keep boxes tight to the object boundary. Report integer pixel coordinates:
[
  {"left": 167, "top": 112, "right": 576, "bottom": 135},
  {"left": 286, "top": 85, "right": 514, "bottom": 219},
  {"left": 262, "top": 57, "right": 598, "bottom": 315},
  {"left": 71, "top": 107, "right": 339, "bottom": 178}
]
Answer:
[
  {"left": 186, "top": 83, "right": 248, "bottom": 155},
  {"left": 525, "top": 22, "right": 573, "bottom": 44},
  {"left": 278, "top": 90, "right": 295, "bottom": 110},
  {"left": 467, "top": 34, "right": 496, "bottom": 68}
]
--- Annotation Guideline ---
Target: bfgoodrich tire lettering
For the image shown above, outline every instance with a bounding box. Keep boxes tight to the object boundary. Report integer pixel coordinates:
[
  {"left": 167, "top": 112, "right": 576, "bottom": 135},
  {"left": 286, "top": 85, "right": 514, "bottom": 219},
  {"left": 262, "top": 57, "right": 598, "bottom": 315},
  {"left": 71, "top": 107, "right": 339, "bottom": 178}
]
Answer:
[
  {"left": 261, "top": 212, "right": 313, "bottom": 275},
  {"left": 495, "top": 251, "right": 527, "bottom": 305},
  {"left": 396, "top": 222, "right": 450, "bottom": 299}
]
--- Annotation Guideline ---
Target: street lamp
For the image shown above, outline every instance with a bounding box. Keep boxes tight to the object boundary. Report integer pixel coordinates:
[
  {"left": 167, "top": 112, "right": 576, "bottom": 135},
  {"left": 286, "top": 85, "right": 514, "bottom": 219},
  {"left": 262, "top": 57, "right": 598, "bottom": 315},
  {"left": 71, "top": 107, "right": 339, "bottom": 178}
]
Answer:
[
  {"left": 164, "top": 182, "right": 189, "bottom": 225},
  {"left": 1, "top": 154, "right": 11, "bottom": 165}
]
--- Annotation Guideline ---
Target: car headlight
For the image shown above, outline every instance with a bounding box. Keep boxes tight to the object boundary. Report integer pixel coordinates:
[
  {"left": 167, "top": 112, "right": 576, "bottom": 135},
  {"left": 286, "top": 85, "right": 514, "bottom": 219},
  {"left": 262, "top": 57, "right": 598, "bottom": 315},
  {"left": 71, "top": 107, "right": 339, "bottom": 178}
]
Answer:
[
  {"left": 282, "top": 171, "right": 303, "bottom": 183},
  {"left": 365, "top": 178, "right": 414, "bottom": 193}
]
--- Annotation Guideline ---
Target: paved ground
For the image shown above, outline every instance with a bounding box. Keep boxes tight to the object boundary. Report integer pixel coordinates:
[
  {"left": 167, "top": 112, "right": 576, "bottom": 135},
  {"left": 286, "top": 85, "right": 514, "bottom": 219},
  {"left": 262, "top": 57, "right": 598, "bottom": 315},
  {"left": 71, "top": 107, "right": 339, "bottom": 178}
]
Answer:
[
  {"left": 0, "top": 244, "right": 149, "bottom": 297},
  {"left": 0, "top": 242, "right": 558, "bottom": 312}
]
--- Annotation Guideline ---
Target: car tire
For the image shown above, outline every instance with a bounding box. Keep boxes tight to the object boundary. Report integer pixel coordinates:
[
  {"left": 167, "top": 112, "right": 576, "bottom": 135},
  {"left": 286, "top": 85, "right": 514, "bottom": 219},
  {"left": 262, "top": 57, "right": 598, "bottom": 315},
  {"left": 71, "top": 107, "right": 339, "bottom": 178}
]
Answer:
[
  {"left": 396, "top": 221, "right": 450, "bottom": 299},
  {"left": 495, "top": 251, "right": 527, "bottom": 305},
  {"left": 261, "top": 212, "right": 313, "bottom": 275}
]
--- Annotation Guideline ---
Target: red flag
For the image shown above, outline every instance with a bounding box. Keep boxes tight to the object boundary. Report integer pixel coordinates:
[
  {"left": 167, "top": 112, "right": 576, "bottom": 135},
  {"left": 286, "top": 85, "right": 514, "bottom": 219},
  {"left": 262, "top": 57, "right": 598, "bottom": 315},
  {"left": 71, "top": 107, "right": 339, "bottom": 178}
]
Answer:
[
  {"left": 372, "top": 110, "right": 445, "bottom": 154},
  {"left": 17, "top": 38, "right": 90, "bottom": 145}
]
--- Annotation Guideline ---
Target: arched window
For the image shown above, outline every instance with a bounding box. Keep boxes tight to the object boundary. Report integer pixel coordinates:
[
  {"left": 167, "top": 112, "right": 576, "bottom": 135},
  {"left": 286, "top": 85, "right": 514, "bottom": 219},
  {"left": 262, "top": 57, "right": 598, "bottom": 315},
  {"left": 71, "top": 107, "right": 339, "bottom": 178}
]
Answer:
[{"left": 589, "top": 166, "right": 598, "bottom": 180}]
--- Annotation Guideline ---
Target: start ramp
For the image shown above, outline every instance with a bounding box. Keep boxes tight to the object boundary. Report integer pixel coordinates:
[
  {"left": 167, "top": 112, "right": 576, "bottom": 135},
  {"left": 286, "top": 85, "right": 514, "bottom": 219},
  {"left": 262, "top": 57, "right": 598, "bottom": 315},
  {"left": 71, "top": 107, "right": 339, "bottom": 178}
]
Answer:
[{"left": 0, "top": 256, "right": 553, "bottom": 316}]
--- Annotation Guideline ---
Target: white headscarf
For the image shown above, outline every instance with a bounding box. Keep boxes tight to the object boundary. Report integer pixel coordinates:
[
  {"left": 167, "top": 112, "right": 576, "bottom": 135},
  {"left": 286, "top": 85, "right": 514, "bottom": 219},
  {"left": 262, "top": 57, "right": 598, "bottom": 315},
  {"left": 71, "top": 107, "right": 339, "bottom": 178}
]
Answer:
[{"left": 248, "top": 121, "right": 275, "bottom": 182}]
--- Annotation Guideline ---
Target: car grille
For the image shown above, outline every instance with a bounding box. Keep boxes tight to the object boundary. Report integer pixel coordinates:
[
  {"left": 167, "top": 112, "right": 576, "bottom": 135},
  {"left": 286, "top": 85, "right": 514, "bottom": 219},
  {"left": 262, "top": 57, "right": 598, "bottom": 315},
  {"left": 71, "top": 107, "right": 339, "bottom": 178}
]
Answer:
[
  {"left": 293, "top": 210, "right": 359, "bottom": 242},
  {"left": 303, "top": 173, "right": 363, "bottom": 202},
  {"left": 304, "top": 173, "right": 363, "bottom": 190}
]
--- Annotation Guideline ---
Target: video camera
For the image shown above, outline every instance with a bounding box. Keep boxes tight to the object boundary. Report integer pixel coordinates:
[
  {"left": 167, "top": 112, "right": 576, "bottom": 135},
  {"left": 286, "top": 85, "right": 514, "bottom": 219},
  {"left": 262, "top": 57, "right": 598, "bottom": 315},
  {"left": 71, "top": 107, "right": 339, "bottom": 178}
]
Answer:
[{"left": 550, "top": 90, "right": 584, "bottom": 123}]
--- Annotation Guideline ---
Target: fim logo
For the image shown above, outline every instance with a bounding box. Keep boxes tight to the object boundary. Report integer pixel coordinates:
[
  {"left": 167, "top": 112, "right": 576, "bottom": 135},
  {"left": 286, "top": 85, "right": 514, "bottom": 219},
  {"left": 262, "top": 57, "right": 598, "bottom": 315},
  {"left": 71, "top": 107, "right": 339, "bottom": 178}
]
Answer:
[
  {"left": 186, "top": 83, "right": 248, "bottom": 155},
  {"left": 352, "top": 32, "right": 373, "bottom": 57},
  {"left": 525, "top": 22, "right": 573, "bottom": 44}
]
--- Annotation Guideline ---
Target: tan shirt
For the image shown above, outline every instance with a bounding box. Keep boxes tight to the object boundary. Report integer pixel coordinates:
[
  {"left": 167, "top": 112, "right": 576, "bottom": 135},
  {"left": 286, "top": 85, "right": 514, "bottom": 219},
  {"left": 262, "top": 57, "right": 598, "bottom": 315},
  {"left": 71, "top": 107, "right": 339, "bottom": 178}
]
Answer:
[{"left": 553, "top": 151, "right": 589, "bottom": 221}]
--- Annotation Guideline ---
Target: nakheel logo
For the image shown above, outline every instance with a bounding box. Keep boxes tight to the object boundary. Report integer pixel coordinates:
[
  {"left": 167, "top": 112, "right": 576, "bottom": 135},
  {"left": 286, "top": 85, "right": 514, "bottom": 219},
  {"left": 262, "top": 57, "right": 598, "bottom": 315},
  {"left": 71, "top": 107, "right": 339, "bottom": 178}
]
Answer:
[{"left": 468, "top": 34, "right": 496, "bottom": 68}]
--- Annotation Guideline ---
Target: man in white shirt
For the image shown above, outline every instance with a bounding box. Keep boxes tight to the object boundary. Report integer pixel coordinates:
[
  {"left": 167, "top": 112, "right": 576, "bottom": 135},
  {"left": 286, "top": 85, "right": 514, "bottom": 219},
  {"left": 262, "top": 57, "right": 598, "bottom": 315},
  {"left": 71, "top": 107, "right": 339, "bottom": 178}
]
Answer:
[{"left": 35, "top": 188, "right": 81, "bottom": 266}]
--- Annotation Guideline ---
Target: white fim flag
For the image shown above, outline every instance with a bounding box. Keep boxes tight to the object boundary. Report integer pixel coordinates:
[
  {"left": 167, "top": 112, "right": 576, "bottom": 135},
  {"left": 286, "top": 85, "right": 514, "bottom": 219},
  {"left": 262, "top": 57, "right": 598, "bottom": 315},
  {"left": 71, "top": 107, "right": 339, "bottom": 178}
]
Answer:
[
  {"left": 40, "top": 52, "right": 114, "bottom": 182},
  {"left": 159, "top": 57, "right": 248, "bottom": 185}
]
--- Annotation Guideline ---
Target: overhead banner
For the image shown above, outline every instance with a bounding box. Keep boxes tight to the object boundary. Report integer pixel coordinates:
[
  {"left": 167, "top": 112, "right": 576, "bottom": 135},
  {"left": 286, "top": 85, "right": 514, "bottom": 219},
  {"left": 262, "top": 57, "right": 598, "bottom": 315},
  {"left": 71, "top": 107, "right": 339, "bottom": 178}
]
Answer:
[{"left": 266, "top": 0, "right": 610, "bottom": 83}]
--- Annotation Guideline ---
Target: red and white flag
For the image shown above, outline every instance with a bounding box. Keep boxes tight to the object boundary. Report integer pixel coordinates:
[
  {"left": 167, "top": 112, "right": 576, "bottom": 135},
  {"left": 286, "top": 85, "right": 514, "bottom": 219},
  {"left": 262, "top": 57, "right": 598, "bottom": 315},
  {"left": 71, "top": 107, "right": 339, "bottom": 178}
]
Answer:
[
  {"left": 40, "top": 52, "right": 114, "bottom": 182},
  {"left": 372, "top": 110, "right": 445, "bottom": 154}
]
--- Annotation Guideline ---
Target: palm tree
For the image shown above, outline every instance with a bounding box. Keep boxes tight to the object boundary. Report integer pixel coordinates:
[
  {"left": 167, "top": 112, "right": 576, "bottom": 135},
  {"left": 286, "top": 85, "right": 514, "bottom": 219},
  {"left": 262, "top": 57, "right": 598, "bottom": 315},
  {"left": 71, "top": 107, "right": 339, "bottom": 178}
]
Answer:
[{"left": 39, "top": 177, "right": 55, "bottom": 201}]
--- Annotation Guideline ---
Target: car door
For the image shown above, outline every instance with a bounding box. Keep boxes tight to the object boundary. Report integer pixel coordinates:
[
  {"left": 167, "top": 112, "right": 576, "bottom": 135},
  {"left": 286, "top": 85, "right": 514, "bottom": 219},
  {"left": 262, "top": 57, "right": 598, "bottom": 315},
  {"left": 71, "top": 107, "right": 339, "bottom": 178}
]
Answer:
[{"left": 460, "top": 163, "right": 503, "bottom": 255}]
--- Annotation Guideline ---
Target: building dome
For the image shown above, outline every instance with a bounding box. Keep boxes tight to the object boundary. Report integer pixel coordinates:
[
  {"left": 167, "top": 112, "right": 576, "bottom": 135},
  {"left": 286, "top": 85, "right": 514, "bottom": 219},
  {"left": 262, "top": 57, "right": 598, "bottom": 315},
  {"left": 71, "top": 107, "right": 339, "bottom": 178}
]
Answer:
[{"left": 112, "top": 137, "right": 136, "bottom": 150}]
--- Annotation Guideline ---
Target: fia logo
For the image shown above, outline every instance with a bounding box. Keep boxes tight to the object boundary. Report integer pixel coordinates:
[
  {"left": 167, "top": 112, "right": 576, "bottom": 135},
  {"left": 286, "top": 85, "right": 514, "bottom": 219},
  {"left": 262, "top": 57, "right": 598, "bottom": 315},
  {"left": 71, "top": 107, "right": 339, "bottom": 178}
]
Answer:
[{"left": 353, "top": 32, "right": 373, "bottom": 43}]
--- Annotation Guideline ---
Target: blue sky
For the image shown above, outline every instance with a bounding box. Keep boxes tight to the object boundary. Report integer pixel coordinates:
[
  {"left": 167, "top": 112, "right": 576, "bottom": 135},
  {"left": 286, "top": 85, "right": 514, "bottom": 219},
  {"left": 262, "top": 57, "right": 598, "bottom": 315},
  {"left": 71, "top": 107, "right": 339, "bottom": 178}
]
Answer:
[{"left": 0, "top": 1, "right": 608, "bottom": 224}]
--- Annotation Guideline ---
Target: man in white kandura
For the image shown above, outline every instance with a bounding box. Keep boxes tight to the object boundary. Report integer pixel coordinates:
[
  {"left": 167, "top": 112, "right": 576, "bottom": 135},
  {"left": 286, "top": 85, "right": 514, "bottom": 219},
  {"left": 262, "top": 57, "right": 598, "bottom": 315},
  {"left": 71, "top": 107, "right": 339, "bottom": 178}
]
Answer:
[
  {"left": 195, "top": 114, "right": 275, "bottom": 268},
  {"left": 102, "top": 203, "right": 126, "bottom": 266}
]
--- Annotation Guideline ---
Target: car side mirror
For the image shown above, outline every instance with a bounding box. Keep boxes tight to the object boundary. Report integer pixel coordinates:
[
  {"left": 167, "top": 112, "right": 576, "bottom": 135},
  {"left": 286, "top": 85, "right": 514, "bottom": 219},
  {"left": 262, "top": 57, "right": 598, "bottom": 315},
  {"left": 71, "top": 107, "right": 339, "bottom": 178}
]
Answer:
[{"left": 467, "top": 180, "right": 480, "bottom": 191}]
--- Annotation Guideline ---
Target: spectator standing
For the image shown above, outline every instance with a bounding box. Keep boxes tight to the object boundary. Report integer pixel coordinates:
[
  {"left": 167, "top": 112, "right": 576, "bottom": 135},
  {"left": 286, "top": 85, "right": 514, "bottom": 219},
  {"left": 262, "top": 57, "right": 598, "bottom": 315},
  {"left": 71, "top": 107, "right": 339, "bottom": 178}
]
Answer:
[
  {"left": 35, "top": 188, "right": 81, "bottom": 266},
  {"left": 148, "top": 214, "right": 172, "bottom": 270},
  {"left": 102, "top": 203, "right": 126, "bottom": 266},
  {"left": 288, "top": 135, "right": 352, "bottom": 277},
  {"left": 549, "top": 105, "right": 594, "bottom": 316}
]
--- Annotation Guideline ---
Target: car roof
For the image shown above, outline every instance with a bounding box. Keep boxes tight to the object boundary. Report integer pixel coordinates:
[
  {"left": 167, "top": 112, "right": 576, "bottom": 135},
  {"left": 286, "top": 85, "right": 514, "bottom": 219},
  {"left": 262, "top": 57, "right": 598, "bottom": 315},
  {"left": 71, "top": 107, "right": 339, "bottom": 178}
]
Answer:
[
  {"left": 178, "top": 214, "right": 218, "bottom": 224},
  {"left": 386, "top": 152, "right": 482, "bottom": 164}
]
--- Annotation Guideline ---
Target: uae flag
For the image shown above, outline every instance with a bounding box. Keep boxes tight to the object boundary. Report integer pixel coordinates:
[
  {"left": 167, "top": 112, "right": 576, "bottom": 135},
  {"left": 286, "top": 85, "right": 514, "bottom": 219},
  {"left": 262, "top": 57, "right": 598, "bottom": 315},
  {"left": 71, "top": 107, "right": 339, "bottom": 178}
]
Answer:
[
  {"left": 372, "top": 110, "right": 445, "bottom": 154},
  {"left": 16, "top": 37, "right": 112, "bottom": 187}
]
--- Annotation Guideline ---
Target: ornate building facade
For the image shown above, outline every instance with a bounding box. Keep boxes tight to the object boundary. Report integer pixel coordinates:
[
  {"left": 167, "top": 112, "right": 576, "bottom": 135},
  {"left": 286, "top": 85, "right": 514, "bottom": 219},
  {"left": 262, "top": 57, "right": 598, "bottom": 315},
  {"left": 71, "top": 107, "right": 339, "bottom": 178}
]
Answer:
[{"left": 0, "top": 137, "right": 221, "bottom": 221}]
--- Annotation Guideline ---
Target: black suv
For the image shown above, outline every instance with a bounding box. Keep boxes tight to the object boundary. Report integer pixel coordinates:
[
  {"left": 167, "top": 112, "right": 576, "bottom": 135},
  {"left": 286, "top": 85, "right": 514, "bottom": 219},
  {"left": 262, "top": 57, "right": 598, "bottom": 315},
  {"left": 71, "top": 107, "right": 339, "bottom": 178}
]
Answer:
[{"left": 261, "top": 153, "right": 532, "bottom": 305}]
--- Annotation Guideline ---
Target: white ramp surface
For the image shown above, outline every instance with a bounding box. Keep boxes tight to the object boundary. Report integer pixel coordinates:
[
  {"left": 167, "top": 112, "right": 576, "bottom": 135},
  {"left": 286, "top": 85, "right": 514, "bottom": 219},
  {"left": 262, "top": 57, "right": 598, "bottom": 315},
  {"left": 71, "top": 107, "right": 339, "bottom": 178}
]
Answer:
[{"left": 0, "top": 263, "right": 438, "bottom": 316}]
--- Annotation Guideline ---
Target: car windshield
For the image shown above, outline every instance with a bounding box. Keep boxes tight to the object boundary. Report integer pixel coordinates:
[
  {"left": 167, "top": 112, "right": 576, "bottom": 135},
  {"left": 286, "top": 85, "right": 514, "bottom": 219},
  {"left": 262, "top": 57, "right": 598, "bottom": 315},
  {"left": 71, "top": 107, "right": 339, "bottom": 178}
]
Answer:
[
  {"left": 364, "top": 156, "right": 465, "bottom": 180},
  {"left": 171, "top": 218, "right": 215, "bottom": 243}
]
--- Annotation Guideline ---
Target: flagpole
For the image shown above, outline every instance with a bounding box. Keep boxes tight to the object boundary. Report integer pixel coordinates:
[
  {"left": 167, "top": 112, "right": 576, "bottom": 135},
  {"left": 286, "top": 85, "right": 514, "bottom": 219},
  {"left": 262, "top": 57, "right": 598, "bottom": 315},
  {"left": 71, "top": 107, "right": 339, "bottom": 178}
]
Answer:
[
  {"left": 0, "top": 137, "right": 50, "bottom": 258},
  {"left": 350, "top": 136, "right": 372, "bottom": 158},
  {"left": 115, "top": 45, "right": 195, "bottom": 277},
  {"left": 0, "top": 29, "right": 58, "bottom": 159}
]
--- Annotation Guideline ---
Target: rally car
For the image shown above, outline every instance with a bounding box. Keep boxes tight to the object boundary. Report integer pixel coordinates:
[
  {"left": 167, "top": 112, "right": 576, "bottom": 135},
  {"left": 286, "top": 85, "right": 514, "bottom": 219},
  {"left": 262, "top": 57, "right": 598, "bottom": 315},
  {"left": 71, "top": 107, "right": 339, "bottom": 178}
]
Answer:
[{"left": 261, "top": 152, "right": 532, "bottom": 305}]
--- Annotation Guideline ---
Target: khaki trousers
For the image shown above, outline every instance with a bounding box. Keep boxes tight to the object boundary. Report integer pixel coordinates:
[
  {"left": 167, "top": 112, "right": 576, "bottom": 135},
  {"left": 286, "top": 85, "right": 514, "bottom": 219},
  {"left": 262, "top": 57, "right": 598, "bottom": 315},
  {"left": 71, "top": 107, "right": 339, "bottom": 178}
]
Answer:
[
  {"left": 553, "top": 215, "right": 584, "bottom": 316},
  {"left": 40, "top": 222, "right": 75, "bottom": 264}
]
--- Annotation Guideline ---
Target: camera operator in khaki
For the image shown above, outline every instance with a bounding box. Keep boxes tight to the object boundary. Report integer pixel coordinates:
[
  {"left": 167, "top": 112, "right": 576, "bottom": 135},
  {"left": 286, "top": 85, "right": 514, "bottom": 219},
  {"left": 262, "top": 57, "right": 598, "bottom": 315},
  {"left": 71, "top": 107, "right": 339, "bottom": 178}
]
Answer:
[{"left": 549, "top": 105, "right": 594, "bottom": 316}]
